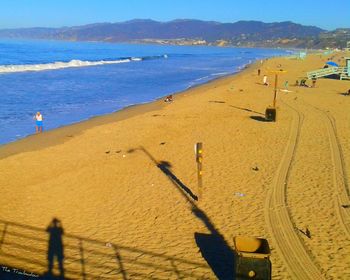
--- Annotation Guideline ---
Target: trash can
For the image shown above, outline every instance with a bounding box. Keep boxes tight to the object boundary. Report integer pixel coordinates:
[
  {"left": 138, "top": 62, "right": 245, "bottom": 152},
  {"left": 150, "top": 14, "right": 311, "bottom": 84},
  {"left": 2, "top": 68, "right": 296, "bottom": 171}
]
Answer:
[
  {"left": 233, "top": 236, "right": 272, "bottom": 280},
  {"left": 265, "top": 107, "right": 276, "bottom": 122}
]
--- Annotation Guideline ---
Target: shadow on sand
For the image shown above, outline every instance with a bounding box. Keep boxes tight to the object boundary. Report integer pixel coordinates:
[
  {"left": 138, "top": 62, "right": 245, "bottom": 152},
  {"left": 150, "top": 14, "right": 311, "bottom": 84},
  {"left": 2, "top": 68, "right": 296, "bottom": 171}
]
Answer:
[
  {"left": 194, "top": 233, "right": 235, "bottom": 280},
  {"left": 230, "top": 105, "right": 265, "bottom": 116},
  {"left": 46, "top": 218, "right": 64, "bottom": 279},
  {"left": 128, "top": 147, "right": 198, "bottom": 201},
  {"left": 208, "top": 100, "right": 226, "bottom": 104},
  {"left": 0, "top": 218, "right": 211, "bottom": 280},
  {"left": 128, "top": 146, "right": 235, "bottom": 279},
  {"left": 250, "top": 116, "right": 270, "bottom": 122},
  {"left": 0, "top": 146, "right": 235, "bottom": 279}
]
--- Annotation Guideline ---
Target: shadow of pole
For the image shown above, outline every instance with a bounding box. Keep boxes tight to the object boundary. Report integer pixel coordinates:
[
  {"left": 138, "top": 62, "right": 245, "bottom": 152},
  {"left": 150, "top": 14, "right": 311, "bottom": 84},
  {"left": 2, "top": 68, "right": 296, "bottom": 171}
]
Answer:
[
  {"left": 230, "top": 105, "right": 265, "bottom": 116},
  {"left": 192, "top": 208, "right": 235, "bottom": 280},
  {"left": 250, "top": 116, "right": 270, "bottom": 122},
  {"left": 129, "top": 146, "right": 198, "bottom": 201},
  {"left": 157, "top": 161, "right": 198, "bottom": 201},
  {"left": 129, "top": 146, "right": 235, "bottom": 279}
]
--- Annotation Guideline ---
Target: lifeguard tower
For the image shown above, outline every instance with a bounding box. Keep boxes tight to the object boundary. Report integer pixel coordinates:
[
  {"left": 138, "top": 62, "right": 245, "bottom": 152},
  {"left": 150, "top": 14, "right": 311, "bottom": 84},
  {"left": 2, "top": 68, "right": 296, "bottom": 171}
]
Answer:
[{"left": 307, "top": 57, "right": 350, "bottom": 80}]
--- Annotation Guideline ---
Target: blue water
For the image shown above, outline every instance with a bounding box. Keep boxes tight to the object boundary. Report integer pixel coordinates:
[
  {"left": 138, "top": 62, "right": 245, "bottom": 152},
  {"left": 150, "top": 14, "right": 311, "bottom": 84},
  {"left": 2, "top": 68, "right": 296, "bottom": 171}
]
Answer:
[{"left": 0, "top": 39, "right": 289, "bottom": 144}]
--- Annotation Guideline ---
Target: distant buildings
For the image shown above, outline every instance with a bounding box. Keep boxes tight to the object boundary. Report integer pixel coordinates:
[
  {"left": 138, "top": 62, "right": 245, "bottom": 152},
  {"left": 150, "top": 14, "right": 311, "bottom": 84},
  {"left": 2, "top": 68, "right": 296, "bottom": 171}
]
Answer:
[{"left": 345, "top": 41, "right": 350, "bottom": 51}]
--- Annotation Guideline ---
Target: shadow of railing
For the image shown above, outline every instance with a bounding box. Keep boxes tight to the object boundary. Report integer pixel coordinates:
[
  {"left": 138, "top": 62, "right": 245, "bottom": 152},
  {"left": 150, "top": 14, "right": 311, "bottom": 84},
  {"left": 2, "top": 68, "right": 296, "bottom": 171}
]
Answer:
[
  {"left": 128, "top": 146, "right": 235, "bottom": 280},
  {"left": 0, "top": 219, "right": 212, "bottom": 280}
]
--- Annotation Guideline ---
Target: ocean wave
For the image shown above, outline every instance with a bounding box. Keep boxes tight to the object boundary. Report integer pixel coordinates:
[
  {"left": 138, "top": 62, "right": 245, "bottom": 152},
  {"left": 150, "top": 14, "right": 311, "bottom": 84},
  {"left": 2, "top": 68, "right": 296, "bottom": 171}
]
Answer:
[
  {"left": 210, "top": 72, "right": 230, "bottom": 76},
  {"left": 0, "top": 54, "right": 168, "bottom": 74}
]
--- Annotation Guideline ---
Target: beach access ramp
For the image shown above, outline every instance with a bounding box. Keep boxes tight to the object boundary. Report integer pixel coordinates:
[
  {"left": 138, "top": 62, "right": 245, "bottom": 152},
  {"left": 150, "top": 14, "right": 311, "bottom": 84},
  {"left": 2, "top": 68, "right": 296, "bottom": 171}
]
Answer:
[
  {"left": 307, "top": 58, "right": 350, "bottom": 80},
  {"left": 307, "top": 66, "right": 349, "bottom": 80}
]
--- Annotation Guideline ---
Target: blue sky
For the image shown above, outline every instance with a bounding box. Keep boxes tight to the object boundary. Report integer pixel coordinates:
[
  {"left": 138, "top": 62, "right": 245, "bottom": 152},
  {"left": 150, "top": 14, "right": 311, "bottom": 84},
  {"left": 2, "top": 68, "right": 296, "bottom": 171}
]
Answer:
[{"left": 0, "top": 0, "right": 349, "bottom": 30}]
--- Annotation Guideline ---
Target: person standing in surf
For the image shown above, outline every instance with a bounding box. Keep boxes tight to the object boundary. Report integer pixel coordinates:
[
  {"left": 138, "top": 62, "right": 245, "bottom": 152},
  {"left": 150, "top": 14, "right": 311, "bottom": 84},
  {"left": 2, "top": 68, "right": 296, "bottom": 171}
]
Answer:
[{"left": 34, "top": 112, "right": 44, "bottom": 133}]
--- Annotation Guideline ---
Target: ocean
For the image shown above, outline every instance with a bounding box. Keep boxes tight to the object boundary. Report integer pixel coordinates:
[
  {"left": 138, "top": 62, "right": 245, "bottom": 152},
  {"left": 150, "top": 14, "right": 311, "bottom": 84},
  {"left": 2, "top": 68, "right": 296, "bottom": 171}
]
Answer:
[{"left": 0, "top": 39, "right": 289, "bottom": 145}]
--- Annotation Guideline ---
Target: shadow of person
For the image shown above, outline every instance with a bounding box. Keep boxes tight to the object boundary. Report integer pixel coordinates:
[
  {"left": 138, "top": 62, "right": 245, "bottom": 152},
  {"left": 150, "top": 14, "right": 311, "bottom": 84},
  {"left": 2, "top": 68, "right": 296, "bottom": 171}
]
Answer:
[{"left": 46, "top": 218, "right": 65, "bottom": 279}]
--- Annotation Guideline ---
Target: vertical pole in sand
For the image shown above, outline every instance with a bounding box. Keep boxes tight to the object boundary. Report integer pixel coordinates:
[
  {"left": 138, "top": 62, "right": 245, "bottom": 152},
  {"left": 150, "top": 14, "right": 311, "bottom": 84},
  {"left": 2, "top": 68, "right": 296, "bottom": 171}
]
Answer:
[
  {"left": 195, "top": 143, "right": 203, "bottom": 199},
  {"left": 273, "top": 73, "right": 278, "bottom": 108}
]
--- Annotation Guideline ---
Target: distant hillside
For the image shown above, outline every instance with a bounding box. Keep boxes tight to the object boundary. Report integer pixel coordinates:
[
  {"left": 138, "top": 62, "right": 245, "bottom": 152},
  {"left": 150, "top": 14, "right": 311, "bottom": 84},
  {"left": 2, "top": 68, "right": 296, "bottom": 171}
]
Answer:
[
  {"left": 316, "top": 28, "right": 350, "bottom": 48},
  {"left": 0, "top": 19, "right": 345, "bottom": 48}
]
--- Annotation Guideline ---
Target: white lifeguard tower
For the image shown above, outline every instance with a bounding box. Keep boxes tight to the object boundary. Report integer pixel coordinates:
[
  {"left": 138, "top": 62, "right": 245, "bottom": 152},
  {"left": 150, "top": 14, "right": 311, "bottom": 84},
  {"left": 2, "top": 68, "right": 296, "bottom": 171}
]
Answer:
[{"left": 307, "top": 57, "right": 350, "bottom": 80}]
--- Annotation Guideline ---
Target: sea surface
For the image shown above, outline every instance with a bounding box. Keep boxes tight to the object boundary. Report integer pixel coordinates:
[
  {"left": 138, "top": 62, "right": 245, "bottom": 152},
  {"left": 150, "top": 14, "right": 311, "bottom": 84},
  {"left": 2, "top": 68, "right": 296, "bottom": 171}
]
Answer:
[{"left": 0, "top": 39, "right": 289, "bottom": 144}]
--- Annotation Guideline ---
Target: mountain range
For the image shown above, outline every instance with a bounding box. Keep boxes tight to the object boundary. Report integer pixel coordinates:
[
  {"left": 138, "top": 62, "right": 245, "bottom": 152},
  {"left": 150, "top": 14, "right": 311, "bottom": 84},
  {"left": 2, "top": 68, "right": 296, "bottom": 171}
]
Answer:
[{"left": 0, "top": 19, "right": 349, "bottom": 49}]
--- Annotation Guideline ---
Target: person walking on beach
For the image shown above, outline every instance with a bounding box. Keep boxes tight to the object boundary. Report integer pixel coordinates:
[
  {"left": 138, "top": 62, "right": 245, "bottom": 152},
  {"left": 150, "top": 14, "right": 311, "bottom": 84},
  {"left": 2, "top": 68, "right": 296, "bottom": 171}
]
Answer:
[
  {"left": 312, "top": 76, "right": 317, "bottom": 88},
  {"left": 34, "top": 112, "right": 43, "bottom": 133},
  {"left": 284, "top": 80, "right": 289, "bottom": 90},
  {"left": 263, "top": 75, "right": 268, "bottom": 86}
]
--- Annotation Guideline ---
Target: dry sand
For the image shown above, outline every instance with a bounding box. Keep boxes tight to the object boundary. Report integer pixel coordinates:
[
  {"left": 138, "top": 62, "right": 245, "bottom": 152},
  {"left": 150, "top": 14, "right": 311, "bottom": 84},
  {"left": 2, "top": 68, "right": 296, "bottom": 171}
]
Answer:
[{"left": 0, "top": 51, "right": 349, "bottom": 279}]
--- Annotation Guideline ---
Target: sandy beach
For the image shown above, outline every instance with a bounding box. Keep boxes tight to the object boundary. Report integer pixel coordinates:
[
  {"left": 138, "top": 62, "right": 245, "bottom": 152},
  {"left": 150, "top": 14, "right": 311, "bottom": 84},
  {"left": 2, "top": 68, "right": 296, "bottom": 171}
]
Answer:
[{"left": 1, "top": 51, "right": 350, "bottom": 279}]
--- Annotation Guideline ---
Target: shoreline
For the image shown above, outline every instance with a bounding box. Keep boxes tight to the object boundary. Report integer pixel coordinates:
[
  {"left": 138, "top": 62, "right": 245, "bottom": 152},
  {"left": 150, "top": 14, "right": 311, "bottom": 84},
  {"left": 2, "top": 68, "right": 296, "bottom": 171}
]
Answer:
[{"left": 0, "top": 59, "right": 260, "bottom": 159}]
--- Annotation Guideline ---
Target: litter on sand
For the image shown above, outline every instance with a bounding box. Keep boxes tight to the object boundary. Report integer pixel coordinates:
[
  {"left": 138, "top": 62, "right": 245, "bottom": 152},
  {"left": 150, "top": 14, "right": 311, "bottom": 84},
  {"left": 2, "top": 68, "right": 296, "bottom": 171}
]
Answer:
[{"left": 234, "top": 192, "right": 246, "bottom": 197}]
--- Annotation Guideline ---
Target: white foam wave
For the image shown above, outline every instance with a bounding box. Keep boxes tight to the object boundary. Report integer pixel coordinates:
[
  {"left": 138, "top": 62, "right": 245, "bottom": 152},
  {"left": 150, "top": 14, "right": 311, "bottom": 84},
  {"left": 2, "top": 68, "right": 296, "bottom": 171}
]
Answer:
[
  {"left": 0, "top": 58, "right": 136, "bottom": 73},
  {"left": 211, "top": 72, "right": 229, "bottom": 76},
  {"left": 194, "top": 75, "right": 211, "bottom": 82}
]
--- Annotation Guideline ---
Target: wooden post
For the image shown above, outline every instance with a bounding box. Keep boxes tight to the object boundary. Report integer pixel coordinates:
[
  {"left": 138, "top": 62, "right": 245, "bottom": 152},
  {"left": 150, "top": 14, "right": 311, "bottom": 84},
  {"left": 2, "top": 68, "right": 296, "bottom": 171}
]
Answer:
[
  {"left": 273, "top": 73, "right": 278, "bottom": 107},
  {"left": 268, "top": 69, "right": 286, "bottom": 107},
  {"left": 265, "top": 69, "right": 286, "bottom": 122},
  {"left": 195, "top": 143, "right": 203, "bottom": 199}
]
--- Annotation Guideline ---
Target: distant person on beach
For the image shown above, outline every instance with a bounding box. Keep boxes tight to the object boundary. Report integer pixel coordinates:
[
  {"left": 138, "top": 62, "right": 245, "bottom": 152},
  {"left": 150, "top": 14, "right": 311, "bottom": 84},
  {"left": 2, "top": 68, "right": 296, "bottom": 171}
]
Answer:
[
  {"left": 33, "top": 112, "right": 43, "bottom": 133},
  {"left": 263, "top": 75, "right": 268, "bottom": 86},
  {"left": 164, "top": 95, "right": 173, "bottom": 102},
  {"left": 258, "top": 69, "right": 261, "bottom": 76},
  {"left": 284, "top": 81, "right": 289, "bottom": 90},
  {"left": 46, "top": 218, "right": 64, "bottom": 278},
  {"left": 312, "top": 76, "right": 317, "bottom": 88},
  {"left": 300, "top": 79, "right": 308, "bottom": 87}
]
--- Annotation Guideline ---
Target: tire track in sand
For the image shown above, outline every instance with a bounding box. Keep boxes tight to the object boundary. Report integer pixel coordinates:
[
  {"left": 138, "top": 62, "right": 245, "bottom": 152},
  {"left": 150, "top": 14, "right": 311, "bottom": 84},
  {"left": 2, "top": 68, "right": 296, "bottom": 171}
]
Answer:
[
  {"left": 264, "top": 100, "right": 325, "bottom": 279},
  {"left": 303, "top": 103, "right": 350, "bottom": 239}
]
